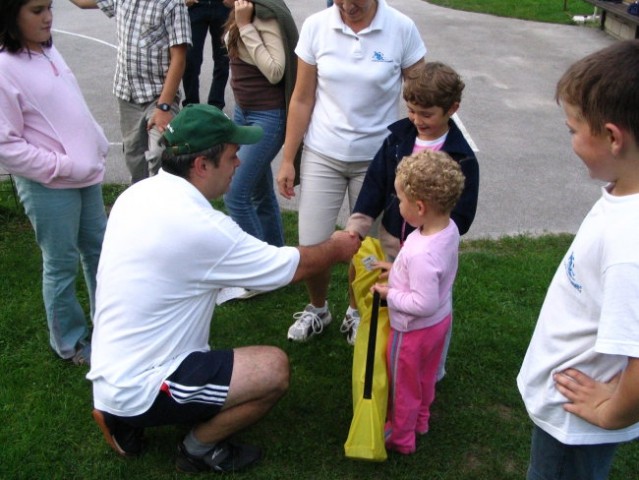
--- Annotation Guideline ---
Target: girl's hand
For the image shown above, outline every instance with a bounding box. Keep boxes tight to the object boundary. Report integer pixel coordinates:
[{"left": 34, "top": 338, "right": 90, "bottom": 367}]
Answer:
[
  {"left": 372, "top": 260, "right": 392, "bottom": 280},
  {"left": 372, "top": 260, "right": 392, "bottom": 272},
  {"left": 234, "top": 0, "right": 254, "bottom": 28},
  {"left": 371, "top": 283, "right": 389, "bottom": 299}
]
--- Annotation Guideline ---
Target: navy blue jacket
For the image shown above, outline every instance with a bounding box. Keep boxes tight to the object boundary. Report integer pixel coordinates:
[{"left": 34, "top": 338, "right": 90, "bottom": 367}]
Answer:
[{"left": 352, "top": 117, "right": 479, "bottom": 238}]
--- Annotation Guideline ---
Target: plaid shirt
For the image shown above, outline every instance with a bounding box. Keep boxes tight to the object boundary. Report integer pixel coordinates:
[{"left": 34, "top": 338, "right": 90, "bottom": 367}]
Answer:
[{"left": 97, "top": 0, "right": 191, "bottom": 104}]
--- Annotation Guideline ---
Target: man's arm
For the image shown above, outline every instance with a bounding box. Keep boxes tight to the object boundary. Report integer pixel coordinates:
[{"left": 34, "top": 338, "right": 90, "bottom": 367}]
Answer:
[
  {"left": 68, "top": 0, "right": 98, "bottom": 9},
  {"left": 148, "top": 43, "right": 188, "bottom": 133},
  {"left": 291, "top": 231, "right": 360, "bottom": 283},
  {"left": 554, "top": 357, "right": 639, "bottom": 430}
]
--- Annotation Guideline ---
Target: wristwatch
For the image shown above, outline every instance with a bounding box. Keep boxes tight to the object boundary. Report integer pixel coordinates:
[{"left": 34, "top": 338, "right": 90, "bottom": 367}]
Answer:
[{"left": 156, "top": 103, "right": 171, "bottom": 112}]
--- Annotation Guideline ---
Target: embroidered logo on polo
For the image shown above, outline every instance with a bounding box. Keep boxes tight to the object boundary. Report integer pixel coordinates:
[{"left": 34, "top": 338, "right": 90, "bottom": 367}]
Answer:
[
  {"left": 564, "top": 252, "right": 582, "bottom": 293},
  {"left": 371, "top": 51, "right": 393, "bottom": 62}
]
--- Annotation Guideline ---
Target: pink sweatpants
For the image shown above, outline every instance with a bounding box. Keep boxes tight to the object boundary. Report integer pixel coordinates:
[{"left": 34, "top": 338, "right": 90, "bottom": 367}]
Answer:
[{"left": 385, "top": 314, "right": 452, "bottom": 454}]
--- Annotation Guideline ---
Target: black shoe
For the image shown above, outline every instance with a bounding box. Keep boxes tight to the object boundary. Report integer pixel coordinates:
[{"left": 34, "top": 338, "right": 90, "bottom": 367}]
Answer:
[
  {"left": 176, "top": 440, "right": 262, "bottom": 474},
  {"left": 92, "top": 409, "right": 145, "bottom": 457}
]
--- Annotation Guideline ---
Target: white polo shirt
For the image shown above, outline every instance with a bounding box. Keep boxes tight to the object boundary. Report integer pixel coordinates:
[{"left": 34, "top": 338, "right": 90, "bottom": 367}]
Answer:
[
  {"left": 296, "top": 0, "right": 426, "bottom": 161},
  {"left": 87, "top": 170, "right": 300, "bottom": 416}
]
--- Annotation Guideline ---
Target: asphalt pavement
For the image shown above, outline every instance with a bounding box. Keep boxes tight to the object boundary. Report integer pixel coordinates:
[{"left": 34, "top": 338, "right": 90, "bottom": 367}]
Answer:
[{"left": 47, "top": 0, "right": 615, "bottom": 239}]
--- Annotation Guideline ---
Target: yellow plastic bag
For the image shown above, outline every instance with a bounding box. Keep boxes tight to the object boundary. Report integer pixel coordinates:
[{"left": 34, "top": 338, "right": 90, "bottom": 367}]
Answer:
[{"left": 344, "top": 237, "right": 390, "bottom": 461}]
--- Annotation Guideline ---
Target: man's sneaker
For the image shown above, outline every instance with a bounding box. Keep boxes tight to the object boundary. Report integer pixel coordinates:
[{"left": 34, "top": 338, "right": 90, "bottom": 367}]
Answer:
[
  {"left": 287, "top": 304, "right": 332, "bottom": 341},
  {"left": 176, "top": 440, "right": 262, "bottom": 474},
  {"left": 92, "top": 409, "right": 145, "bottom": 457},
  {"left": 340, "top": 310, "right": 360, "bottom": 346}
]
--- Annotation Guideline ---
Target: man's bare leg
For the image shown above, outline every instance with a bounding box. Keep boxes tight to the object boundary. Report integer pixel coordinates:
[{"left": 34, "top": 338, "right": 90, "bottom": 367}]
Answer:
[{"left": 191, "top": 345, "right": 289, "bottom": 444}]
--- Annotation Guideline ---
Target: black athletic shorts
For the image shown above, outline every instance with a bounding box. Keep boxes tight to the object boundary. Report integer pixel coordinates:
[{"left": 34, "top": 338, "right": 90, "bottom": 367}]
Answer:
[{"left": 122, "top": 349, "right": 234, "bottom": 428}]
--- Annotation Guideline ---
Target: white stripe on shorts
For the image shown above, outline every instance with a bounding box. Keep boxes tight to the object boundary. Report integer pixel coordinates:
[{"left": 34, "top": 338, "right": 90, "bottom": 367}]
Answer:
[{"left": 163, "top": 380, "right": 229, "bottom": 406}]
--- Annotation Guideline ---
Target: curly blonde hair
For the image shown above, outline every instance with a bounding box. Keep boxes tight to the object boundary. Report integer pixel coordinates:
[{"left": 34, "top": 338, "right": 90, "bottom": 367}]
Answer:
[{"left": 395, "top": 151, "right": 465, "bottom": 214}]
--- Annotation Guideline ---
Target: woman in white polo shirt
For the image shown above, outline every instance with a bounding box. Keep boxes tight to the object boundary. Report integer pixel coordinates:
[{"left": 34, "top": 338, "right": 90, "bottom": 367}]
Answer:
[{"left": 276, "top": 0, "right": 426, "bottom": 342}]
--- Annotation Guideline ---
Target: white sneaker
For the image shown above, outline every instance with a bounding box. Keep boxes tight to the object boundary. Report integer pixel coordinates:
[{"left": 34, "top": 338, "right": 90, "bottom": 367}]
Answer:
[
  {"left": 340, "top": 309, "right": 360, "bottom": 346},
  {"left": 287, "top": 304, "right": 332, "bottom": 342},
  {"left": 236, "top": 289, "right": 266, "bottom": 300},
  {"left": 216, "top": 287, "right": 248, "bottom": 305}
]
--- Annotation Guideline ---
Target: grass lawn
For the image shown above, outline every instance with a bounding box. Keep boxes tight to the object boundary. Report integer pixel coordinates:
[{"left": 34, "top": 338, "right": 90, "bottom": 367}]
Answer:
[
  {"left": 1, "top": 184, "right": 638, "bottom": 479},
  {"left": 425, "top": 0, "right": 597, "bottom": 24},
  {"left": 0, "top": 1, "right": 634, "bottom": 477}
]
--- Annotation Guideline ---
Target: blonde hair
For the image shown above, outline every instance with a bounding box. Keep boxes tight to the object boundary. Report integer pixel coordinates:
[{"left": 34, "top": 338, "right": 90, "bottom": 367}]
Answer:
[{"left": 395, "top": 151, "right": 465, "bottom": 214}]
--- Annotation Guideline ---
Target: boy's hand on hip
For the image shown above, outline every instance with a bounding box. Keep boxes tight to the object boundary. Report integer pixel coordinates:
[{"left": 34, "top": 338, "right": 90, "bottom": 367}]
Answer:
[{"left": 554, "top": 368, "right": 620, "bottom": 428}]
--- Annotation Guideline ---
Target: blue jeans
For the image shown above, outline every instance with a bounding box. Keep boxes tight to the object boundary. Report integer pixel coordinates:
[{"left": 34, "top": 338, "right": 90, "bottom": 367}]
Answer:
[
  {"left": 183, "top": 0, "right": 230, "bottom": 108},
  {"left": 224, "top": 107, "right": 285, "bottom": 246},
  {"left": 14, "top": 177, "right": 106, "bottom": 359},
  {"left": 526, "top": 425, "right": 618, "bottom": 480}
]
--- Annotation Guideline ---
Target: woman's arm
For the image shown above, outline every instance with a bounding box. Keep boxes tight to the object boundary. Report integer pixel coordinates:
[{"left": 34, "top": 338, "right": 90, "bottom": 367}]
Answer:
[
  {"left": 276, "top": 58, "right": 317, "bottom": 199},
  {"left": 239, "top": 18, "right": 286, "bottom": 84},
  {"left": 67, "top": 0, "right": 98, "bottom": 9},
  {"left": 401, "top": 58, "right": 425, "bottom": 80}
]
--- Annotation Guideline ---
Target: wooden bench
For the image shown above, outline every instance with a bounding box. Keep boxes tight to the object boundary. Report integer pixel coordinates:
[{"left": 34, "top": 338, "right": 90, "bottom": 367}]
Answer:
[{"left": 582, "top": 0, "right": 639, "bottom": 39}]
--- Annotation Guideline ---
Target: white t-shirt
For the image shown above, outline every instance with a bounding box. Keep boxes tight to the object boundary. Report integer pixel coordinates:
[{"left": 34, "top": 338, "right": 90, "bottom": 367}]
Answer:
[
  {"left": 517, "top": 186, "right": 639, "bottom": 445},
  {"left": 295, "top": 0, "right": 426, "bottom": 161},
  {"left": 87, "top": 170, "right": 300, "bottom": 416}
]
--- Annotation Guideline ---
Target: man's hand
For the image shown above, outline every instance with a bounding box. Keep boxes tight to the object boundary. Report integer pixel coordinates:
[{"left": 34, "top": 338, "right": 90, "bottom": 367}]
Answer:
[{"left": 329, "top": 230, "right": 361, "bottom": 263}]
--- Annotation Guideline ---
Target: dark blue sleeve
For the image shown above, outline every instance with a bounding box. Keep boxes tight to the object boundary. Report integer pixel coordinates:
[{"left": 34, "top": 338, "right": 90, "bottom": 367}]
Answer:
[
  {"left": 352, "top": 138, "right": 394, "bottom": 218},
  {"left": 451, "top": 155, "right": 479, "bottom": 236}
]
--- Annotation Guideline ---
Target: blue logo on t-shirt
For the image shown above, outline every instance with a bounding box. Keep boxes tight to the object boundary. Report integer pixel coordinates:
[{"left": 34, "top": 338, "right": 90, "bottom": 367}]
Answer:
[
  {"left": 564, "top": 252, "right": 582, "bottom": 293},
  {"left": 371, "top": 51, "right": 392, "bottom": 62}
]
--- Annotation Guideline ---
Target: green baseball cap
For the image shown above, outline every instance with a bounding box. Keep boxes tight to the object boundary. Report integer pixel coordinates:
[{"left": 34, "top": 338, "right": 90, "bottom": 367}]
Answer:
[{"left": 163, "top": 104, "right": 263, "bottom": 155}]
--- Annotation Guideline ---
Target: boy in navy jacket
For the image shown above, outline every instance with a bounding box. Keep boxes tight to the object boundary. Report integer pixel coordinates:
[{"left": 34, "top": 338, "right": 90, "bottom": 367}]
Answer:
[{"left": 344, "top": 62, "right": 479, "bottom": 357}]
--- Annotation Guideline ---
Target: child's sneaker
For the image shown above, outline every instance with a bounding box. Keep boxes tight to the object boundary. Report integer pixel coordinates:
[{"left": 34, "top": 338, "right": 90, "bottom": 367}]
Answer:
[
  {"left": 287, "top": 304, "right": 332, "bottom": 341},
  {"left": 339, "top": 308, "right": 360, "bottom": 346},
  {"left": 175, "top": 440, "right": 261, "bottom": 473}
]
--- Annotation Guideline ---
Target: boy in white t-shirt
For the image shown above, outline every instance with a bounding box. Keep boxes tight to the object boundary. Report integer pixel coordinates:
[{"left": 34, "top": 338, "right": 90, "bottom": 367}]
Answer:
[{"left": 517, "top": 40, "right": 639, "bottom": 480}]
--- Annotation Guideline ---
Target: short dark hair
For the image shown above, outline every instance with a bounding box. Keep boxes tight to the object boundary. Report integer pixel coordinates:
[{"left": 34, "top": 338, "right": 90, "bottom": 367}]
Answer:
[
  {"left": 159, "top": 140, "right": 225, "bottom": 179},
  {"left": 556, "top": 40, "right": 639, "bottom": 141},
  {"left": 403, "top": 62, "right": 465, "bottom": 112},
  {"left": 0, "top": 0, "right": 53, "bottom": 53}
]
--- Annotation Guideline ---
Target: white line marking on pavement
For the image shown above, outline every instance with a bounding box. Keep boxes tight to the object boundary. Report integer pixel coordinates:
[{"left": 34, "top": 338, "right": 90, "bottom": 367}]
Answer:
[
  {"left": 452, "top": 113, "right": 479, "bottom": 153},
  {"left": 52, "top": 29, "right": 117, "bottom": 50}
]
